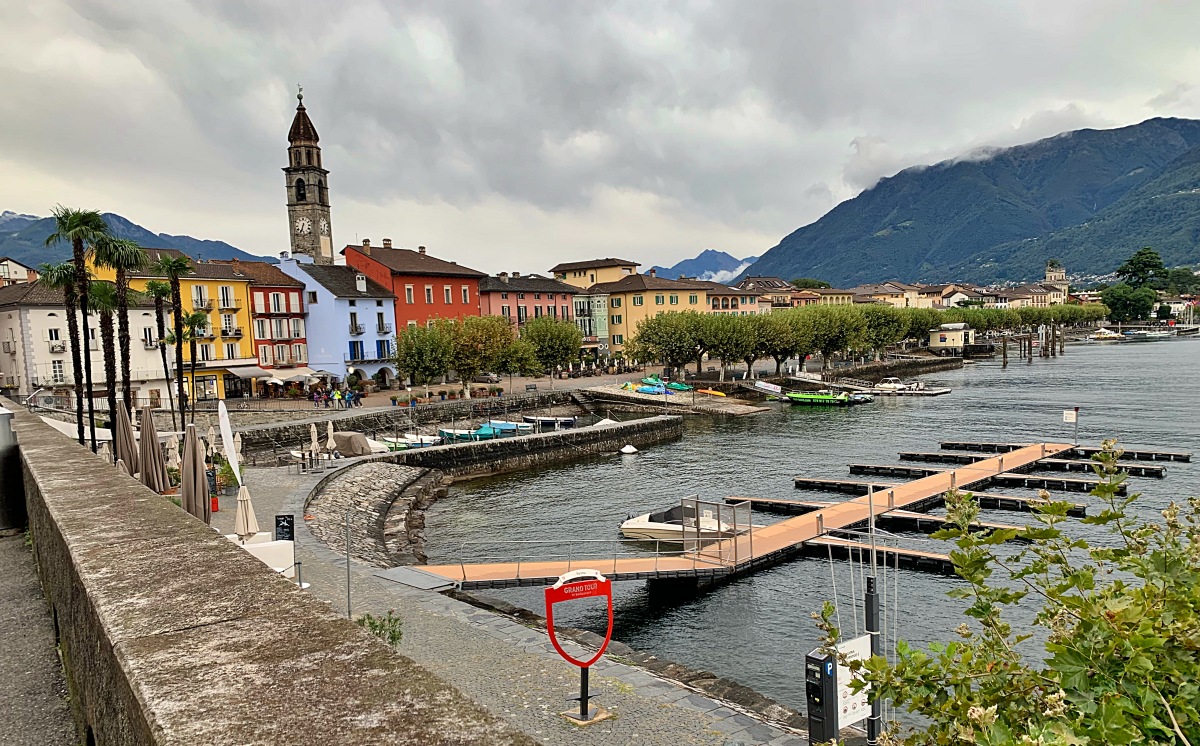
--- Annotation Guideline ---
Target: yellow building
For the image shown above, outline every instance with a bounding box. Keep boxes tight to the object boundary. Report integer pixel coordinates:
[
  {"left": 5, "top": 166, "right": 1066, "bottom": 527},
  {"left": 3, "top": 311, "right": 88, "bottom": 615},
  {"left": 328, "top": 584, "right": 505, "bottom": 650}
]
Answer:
[
  {"left": 589, "top": 271, "right": 707, "bottom": 352},
  {"left": 550, "top": 258, "right": 639, "bottom": 289},
  {"left": 89, "top": 249, "right": 260, "bottom": 401}
]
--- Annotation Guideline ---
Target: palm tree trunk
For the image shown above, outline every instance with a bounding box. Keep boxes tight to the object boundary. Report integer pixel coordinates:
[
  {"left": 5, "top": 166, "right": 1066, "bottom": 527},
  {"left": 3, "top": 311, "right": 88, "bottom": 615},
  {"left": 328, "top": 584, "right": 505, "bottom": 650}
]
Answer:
[
  {"left": 72, "top": 237, "right": 97, "bottom": 452},
  {"left": 63, "top": 295, "right": 85, "bottom": 446},
  {"left": 189, "top": 338, "right": 197, "bottom": 425},
  {"left": 171, "top": 281, "right": 186, "bottom": 424},
  {"left": 100, "top": 312, "right": 118, "bottom": 460},
  {"left": 116, "top": 268, "right": 132, "bottom": 412},
  {"left": 154, "top": 297, "right": 177, "bottom": 432}
]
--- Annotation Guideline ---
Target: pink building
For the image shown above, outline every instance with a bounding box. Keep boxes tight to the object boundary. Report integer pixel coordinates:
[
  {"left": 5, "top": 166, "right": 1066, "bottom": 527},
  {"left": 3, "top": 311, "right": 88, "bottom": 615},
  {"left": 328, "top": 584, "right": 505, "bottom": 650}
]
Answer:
[{"left": 478, "top": 273, "right": 577, "bottom": 327}]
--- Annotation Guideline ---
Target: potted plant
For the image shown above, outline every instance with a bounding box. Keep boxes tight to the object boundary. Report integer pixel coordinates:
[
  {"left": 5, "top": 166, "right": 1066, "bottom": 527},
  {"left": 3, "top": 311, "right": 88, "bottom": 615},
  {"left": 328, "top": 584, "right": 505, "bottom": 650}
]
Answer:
[
  {"left": 437, "top": 390, "right": 447, "bottom": 401},
  {"left": 390, "top": 395, "right": 399, "bottom": 407}
]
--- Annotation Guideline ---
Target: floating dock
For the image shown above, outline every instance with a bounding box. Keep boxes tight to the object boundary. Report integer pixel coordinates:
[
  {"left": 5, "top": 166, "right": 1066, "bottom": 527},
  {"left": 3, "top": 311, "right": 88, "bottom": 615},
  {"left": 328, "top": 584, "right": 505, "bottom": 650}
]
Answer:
[
  {"left": 726, "top": 496, "right": 1026, "bottom": 536},
  {"left": 836, "top": 465, "right": 1120, "bottom": 494},
  {"left": 802, "top": 536, "right": 955, "bottom": 573},
  {"left": 942, "top": 441, "right": 1191, "bottom": 463},
  {"left": 899, "top": 451, "right": 1167, "bottom": 477},
  {"left": 418, "top": 443, "right": 1076, "bottom": 589}
]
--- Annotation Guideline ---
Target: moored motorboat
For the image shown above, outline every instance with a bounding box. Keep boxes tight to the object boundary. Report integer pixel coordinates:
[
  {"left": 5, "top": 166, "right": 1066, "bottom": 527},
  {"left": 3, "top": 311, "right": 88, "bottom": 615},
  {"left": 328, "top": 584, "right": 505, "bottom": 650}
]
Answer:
[
  {"left": 438, "top": 426, "right": 500, "bottom": 442},
  {"left": 1088, "top": 328, "right": 1124, "bottom": 342},
  {"left": 1123, "top": 329, "right": 1173, "bottom": 341},
  {"left": 849, "top": 393, "right": 875, "bottom": 404},
  {"left": 785, "top": 390, "right": 851, "bottom": 406},
  {"left": 486, "top": 419, "right": 534, "bottom": 433},
  {"left": 522, "top": 415, "right": 578, "bottom": 429},
  {"left": 381, "top": 436, "right": 409, "bottom": 451},
  {"left": 402, "top": 433, "right": 440, "bottom": 448},
  {"left": 619, "top": 504, "right": 740, "bottom": 543},
  {"left": 875, "top": 377, "right": 915, "bottom": 391}
]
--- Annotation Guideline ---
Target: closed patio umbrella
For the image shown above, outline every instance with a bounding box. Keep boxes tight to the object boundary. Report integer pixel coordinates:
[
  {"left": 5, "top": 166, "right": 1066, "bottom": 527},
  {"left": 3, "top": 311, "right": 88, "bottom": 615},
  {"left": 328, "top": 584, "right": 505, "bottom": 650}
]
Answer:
[
  {"left": 233, "top": 432, "right": 243, "bottom": 458},
  {"left": 181, "top": 425, "right": 210, "bottom": 525},
  {"left": 114, "top": 404, "right": 140, "bottom": 474},
  {"left": 138, "top": 405, "right": 170, "bottom": 494},
  {"left": 309, "top": 422, "right": 320, "bottom": 455},
  {"left": 166, "top": 433, "right": 180, "bottom": 470},
  {"left": 326, "top": 420, "right": 336, "bottom": 452},
  {"left": 207, "top": 425, "right": 218, "bottom": 458},
  {"left": 233, "top": 485, "right": 259, "bottom": 542}
]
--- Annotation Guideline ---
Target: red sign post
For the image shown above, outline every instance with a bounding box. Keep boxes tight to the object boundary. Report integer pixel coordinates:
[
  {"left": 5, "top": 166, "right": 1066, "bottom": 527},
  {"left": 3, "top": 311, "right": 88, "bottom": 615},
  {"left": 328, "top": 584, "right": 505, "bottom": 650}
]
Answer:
[{"left": 544, "top": 569, "right": 614, "bottom": 722}]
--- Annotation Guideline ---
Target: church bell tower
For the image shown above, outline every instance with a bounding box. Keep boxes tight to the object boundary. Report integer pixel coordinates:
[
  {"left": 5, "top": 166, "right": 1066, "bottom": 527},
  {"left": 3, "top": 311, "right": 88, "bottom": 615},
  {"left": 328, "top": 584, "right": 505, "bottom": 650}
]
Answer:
[{"left": 284, "top": 87, "right": 333, "bottom": 264}]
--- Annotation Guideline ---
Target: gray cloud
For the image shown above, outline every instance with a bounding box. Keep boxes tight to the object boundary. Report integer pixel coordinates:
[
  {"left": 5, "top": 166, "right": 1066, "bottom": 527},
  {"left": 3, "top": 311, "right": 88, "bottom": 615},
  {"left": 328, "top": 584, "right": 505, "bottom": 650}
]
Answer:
[{"left": 3, "top": 1, "right": 1200, "bottom": 270}]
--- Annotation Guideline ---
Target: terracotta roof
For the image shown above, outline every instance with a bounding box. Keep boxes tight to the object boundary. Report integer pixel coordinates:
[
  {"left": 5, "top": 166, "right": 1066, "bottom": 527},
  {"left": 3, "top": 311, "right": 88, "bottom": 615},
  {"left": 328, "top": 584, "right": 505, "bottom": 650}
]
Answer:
[
  {"left": 295, "top": 265, "right": 395, "bottom": 299},
  {"left": 682, "top": 279, "right": 744, "bottom": 295},
  {"left": 0, "top": 280, "right": 155, "bottom": 308},
  {"left": 342, "top": 245, "right": 486, "bottom": 278},
  {"left": 808, "top": 287, "right": 855, "bottom": 295},
  {"left": 589, "top": 274, "right": 708, "bottom": 293},
  {"left": 206, "top": 259, "right": 304, "bottom": 287},
  {"left": 126, "top": 248, "right": 255, "bottom": 282},
  {"left": 478, "top": 274, "right": 578, "bottom": 294},
  {"left": 288, "top": 99, "right": 319, "bottom": 144},
  {"left": 735, "top": 277, "right": 792, "bottom": 291},
  {"left": 549, "top": 258, "right": 640, "bottom": 273}
]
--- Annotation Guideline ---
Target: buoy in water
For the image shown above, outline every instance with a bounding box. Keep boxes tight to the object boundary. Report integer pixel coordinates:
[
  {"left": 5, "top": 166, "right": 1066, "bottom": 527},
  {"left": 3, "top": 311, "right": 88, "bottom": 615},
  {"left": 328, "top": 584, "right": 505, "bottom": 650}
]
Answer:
[{"left": 620, "top": 444, "right": 638, "bottom": 455}]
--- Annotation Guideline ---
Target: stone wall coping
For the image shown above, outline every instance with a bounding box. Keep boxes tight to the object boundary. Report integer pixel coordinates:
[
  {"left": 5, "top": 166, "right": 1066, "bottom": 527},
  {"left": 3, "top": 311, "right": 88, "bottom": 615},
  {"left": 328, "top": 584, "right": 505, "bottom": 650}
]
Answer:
[{"left": 4, "top": 397, "right": 534, "bottom": 745}]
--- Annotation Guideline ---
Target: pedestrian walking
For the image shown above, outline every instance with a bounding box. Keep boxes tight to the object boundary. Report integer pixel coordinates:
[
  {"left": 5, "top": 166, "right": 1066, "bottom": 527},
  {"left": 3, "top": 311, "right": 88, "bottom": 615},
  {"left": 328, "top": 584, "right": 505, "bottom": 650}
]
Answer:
[
  {"left": 332, "top": 389, "right": 342, "bottom": 409},
  {"left": 313, "top": 388, "right": 321, "bottom": 409}
]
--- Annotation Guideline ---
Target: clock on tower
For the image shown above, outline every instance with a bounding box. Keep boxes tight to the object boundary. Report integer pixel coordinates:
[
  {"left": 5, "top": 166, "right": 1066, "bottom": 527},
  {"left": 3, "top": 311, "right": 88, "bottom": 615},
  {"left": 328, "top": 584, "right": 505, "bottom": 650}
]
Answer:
[{"left": 283, "top": 86, "right": 333, "bottom": 264}]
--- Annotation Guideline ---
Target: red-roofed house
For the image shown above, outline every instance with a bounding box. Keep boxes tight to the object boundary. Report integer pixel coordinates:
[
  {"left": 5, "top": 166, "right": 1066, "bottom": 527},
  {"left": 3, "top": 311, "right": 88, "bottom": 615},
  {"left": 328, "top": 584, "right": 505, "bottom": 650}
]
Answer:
[{"left": 343, "top": 240, "right": 487, "bottom": 329}]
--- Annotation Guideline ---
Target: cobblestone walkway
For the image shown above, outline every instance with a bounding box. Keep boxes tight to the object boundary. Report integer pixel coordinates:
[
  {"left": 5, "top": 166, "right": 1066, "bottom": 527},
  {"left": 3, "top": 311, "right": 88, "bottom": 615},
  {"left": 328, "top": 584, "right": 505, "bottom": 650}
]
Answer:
[{"left": 212, "top": 466, "right": 808, "bottom": 746}]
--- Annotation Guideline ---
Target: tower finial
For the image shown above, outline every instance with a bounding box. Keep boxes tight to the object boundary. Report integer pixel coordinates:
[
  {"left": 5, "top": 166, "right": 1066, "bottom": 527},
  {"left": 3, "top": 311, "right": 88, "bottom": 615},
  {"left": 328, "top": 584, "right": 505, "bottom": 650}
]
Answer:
[{"left": 297, "top": 82, "right": 304, "bottom": 104}]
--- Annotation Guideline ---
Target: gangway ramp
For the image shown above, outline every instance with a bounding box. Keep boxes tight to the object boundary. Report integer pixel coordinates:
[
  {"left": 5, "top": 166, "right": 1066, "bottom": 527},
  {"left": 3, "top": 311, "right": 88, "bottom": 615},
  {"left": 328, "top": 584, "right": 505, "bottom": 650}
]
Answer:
[{"left": 419, "top": 443, "right": 1075, "bottom": 590}]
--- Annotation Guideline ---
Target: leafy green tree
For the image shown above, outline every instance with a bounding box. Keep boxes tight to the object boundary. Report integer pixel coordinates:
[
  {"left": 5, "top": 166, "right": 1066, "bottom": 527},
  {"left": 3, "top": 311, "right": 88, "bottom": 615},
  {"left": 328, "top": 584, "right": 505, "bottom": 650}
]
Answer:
[
  {"left": 92, "top": 236, "right": 148, "bottom": 412},
  {"left": 804, "top": 305, "right": 866, "bottom": 368},
  {"left": 820, "top": 443, "right": 1200, "bottom": 745},
  {"left": 898, "top": 308, "right": 942, "bottom": 343},
  {"left": 1165, "top": 267, "right": 1199, "bottom": 296},
  {"left": 521, "top": 317, "right": 583, "bottom": 383},
  {"left": 860, "top": 305, "right": 908, "bottom": 359},
  {"left": 88, "top": 281, "right": 119, "bottom": 446},
  {"left": 45, "top": 206, "right": 111, "bottom": 450},
  {"left": 393, "top": 322, "right": 453, "bottom": 396},
  {"left": 704, "top": 314, "right": 754, "bottom": 381},
  {"left": 494, "top": 337, "right": 543, "bottom": 384},
  {"left": 755, "top": 312, "right": 801, "bottom": 374},
  {"left": 446, "top": 316, "right": 513, "bottom": 398},
  {"left": 1156, "top": 303, "right": 1174, "bottom": 320},
  {"left": 627, "top": 311, "right": 704, "bottom": 373},
  {"left": 151, "top": 254, "right": 194, "bottom": 422},
  {"left": 791, "top": 278, "right": 832, "bottom": 289},
  {"left": 37, "top": 262, "right": 86, "bottom": 445},
  {"left": 1101, "top": 283, "right": 1157, "bottom": 322},
  {"left": 143, "top": 280, "right": 177, "bottom": 431},
  {"left": 1115, "top": 247, "right": 1166, "bottom": 288}
]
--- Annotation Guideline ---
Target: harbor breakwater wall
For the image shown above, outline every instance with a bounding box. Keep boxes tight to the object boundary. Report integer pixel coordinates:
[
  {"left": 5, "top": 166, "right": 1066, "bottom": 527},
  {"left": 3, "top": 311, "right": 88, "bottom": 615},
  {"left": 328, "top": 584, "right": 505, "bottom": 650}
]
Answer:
[{"left": 0, "top": 397, "right": 533, "bottom": 746}]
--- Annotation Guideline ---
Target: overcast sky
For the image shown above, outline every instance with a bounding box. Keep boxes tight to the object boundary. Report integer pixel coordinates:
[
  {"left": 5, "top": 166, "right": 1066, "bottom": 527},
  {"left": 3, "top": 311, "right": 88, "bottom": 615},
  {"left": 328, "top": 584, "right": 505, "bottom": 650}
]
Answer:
[{"left": 4, "top": 1, "right": 1200, "bottom": 274}]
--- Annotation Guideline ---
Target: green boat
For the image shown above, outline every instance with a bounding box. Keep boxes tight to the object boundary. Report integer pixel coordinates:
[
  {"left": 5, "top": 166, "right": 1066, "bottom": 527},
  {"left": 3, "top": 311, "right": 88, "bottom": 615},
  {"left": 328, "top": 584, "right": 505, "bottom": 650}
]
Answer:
[
  {"left": 641, "top": 375, "right": 664, "bottom": 385},
  {"left": 666, "top": 382, "right": 693, "bottom": 391},
  {"left": 785, "top": 390, "right": 851, "bottom": 407}
]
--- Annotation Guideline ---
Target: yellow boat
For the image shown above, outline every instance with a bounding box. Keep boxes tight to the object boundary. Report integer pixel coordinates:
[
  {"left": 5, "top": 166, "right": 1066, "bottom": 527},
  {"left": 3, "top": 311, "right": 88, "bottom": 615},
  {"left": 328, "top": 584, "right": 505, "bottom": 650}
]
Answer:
[{"left": 697, "top": 388, "right": 726, "bottom": 397}]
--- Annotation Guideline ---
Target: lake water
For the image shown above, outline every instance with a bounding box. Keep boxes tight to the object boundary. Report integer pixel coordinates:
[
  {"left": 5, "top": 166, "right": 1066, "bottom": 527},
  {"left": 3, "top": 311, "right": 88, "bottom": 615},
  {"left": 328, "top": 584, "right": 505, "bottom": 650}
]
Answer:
[{"left": 424, "top": 338, "right": 1200, "bottom": 711}]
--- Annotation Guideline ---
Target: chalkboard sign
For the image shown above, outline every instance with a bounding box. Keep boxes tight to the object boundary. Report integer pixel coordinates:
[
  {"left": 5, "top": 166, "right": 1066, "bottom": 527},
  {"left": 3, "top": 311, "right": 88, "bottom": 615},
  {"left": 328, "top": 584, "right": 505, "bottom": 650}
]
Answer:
[{"left": 275, "top": 514, "right": 295, "bottom": 542}]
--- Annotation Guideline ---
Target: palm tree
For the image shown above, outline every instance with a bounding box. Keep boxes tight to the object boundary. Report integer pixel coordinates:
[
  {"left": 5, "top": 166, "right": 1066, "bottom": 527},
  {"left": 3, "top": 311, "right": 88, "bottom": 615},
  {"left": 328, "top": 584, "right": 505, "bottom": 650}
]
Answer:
[
  {"left": 93, "top": 236, "right": 148, "bottom": 412},
  {"left": 37, "top": 262, "right": 85, "bottom": 445},
  {"left": 44, "top": 206, "right": 111, "bottom": 451},
  {"left": 144, "top": 280, "right": 176, "bottom": 431},
  {"left": 151, "top": 254, "right": 193, "bottom": 424},
  {"left": 89, "top": 281, "right": 119, "bottom": 459},
  {"left": 166, "top": 311, "right": 210, "bottom": 426}
]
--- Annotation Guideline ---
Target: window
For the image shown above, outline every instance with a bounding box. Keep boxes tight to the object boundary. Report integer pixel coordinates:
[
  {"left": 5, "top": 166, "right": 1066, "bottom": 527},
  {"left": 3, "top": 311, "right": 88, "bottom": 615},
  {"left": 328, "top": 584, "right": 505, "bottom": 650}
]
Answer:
[
  {"left": 295, "top": 178, "right": 307, "bottom": 201},
  {"left": 198, "top": 344, "right": 215, "bottom": 362},
  {"left": 347, "top": 341, "right": 364, "bottom": 360},
  {"left": 375, "top": 340, "right": 389, "bottom": 359},
  {"left": 291, "top": 318, "right": 305, "bottom": 338},
  {"left": 270, "top": 293, "right": 285, "bottom": 313},
  {"left": 293, "top": 343, "right": 307, "bottom": 363},
  {"left": 550, "top": 305, "right": 557, "bottom": 318},
  {"left": 444, "top": 286, "right": 452, "bottom": 304},
  {"left": 258, "top": 346, "right": 273, "bottom": 366},
  {"left": 290, "top": 291, "right": 301, "bottom": 311},
  {"left": 632, "top": 296, "right": 643, "bottom": 306},
  {"left": 348, "top": 300, "right": 356, "bottom": 307},
  {"left": 224, "top": 343, "right": 238, "bottom": 360},
  {"left": 517, "top": 306, "right": 527, "bottom": 323},
  {"left": 689, "top": 294, "right": 698, "bottom": 304},
  {"left": 191, "top": 287, "right": 208, "bottom": 306},
  {"left": 611, "top": 297, "right": 621, "bottom": 308},
  {"left": 275, "top": 343, "right": 289, "bottom": 363},
  {"left": 462, "top": 286, "right": 469, "bottom": 304},
  {"left": 425, "top": 286, "right": 433, "bottom": 304},
  {"left": 306, "top": 291, "right": 318, "bottom": 305},
  {"left": 612, "top": 334, "right": 624, "bottom": 345},
  {"left": 535, "top": 293, "right": 541, "bottom": 300},
  {"left": 51, "top": 360, "right": 64, "bottom": 382},
  {"left": 376, "top": 312, "right": 385, "bottom": 331},
  {"left": 254, "top": 319, "right": 268, "bottom": 341},
  {"left": 501, "top": 305, "right": 511, "bottom": 319},
  {"left": 518, "top": 293, "right": 525, "bottom": 300},
  {"left": 655, "top": 295, "right": 664, "bottom": 305},
  {"left": 47, "top": 328, "right": 61, "bottom": 341},
  {"left": 562, "top": 305, "right": 569, "bottom": 319},
  {"left": 669, "top": 295, "right": 678, "bottom": 305},
  {"left": 219, "top": 285, "right": 235, "bottom": 308},
  {"left": 405, "top": 286, "right": 414, "bottom": 304},
  {"left": 611, "top": 314, "right": 622, "bottom": 325},
  {"left": 407, "top": 320, "right": 417, "bottom": 328},
  {"left": 272, "top": 319, "right": 286, "bottom": 340},
  {"left": 254, "top": 292, "right": 266, "bottom": 313},
  {"left": 533, "top": 306, "right": 542, "bottom": 318},
  {"left": 501, "top": 292, "right": 509, "bottom": 300},
  {"left": 221, "top": 313, "right": 235, "bottom": 332},
  {"left": 712, "top": 298, "right": 721, "bottom": 308},
  {"left": 142, "top": 327, "right": 155, "bottom": 345}
]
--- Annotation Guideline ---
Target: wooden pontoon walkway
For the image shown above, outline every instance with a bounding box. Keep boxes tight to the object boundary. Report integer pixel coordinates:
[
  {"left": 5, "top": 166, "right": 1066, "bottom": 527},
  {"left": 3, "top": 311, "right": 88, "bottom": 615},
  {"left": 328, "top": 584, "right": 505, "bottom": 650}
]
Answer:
[
  {"left": 898, "top": 451, "right": 1167, "bottom": 477},
  {"left": 942, "top": 441, "right": 1191, "bottom": 463},
  {"left": 419, "top": 443, "right": 1074, "bottom": 590}
]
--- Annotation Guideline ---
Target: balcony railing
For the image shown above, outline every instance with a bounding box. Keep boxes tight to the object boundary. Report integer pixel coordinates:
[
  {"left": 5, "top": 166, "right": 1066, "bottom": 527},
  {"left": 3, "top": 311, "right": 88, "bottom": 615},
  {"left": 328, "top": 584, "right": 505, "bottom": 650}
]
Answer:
[
  {"left": 218, "top": 298, "right": 241, "bottom": 310},
  {"left": 221, "top": 327, "right": 244, "bottom": 338},
  {"left": 197, "top": 328, "right": 216, "bottom": 339},
  {"left": 349, "top": 323, "right": 365, "bottom": 335},
  {"left": 48, "top": 341, "right": 66, "bottom": 353},
  {"left": 376, "top": 323, "right": 392, "bottom": 334},
  {"left": 344, "top": 350, "right": 391, "bottom": 363},
  {"left": 143, "top": 339, "right": 159, "bottom": 349},
  {"left": 2, "top": 340, "right": 15, "bottom": 353},
  {"left": 192, "top": 298, "right": 213, "bottom": 311}
]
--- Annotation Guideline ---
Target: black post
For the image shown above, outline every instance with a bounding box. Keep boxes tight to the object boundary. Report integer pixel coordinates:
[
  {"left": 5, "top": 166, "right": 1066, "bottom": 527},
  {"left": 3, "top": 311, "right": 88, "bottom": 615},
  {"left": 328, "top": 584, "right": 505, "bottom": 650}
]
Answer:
[
  {"left": 579, "top": 666, "right": 590, "bottom": 721},
  {"left": 866, "top": 576, "right": 881, "bottom": 743}
]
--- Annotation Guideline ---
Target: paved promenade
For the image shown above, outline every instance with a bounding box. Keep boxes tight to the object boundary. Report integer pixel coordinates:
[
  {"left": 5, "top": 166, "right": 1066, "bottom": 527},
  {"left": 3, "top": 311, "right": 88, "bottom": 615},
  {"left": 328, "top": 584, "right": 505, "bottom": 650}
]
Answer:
[
  {"left": 0, "top": 534, "right": 74, "bottom": 746},
  {"left": 212, "top": 465, "right": 810, "bottom": 746}
]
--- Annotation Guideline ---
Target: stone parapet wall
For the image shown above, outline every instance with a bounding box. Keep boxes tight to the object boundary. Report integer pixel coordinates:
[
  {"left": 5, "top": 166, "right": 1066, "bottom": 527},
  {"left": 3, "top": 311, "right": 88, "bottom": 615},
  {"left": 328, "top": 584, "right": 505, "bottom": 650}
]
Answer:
[
  {"left": 0, "top": 397, "right": 534, "bottom": 746},
  {"left": 304, "top": 461, "right": 426, "bottom": 567}
]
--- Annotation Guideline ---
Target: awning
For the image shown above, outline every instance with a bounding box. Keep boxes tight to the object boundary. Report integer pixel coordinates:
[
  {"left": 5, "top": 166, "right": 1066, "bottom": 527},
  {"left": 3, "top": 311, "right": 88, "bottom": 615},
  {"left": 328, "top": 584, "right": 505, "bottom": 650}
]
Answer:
[
  {"left": 282, "top": 367, "right": 319, "bottom": 382},
  {"left": 226, "top": 366, "right": 270, "bottom": 380}
]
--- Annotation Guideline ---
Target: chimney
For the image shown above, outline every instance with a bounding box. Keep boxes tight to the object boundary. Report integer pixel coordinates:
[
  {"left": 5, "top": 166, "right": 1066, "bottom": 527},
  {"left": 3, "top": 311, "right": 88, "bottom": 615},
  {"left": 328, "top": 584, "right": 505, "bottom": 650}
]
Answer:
[
  {"left": 648, "top": 268, "right": 657, "bottom": 278},
  {"left": 382, "top": 238, "right": 392, "bottom": 249},
  {"left": 279, "top": 250, "right": 290, "bottom": 261},
  {"left": 498, "top": 272, "right": 509, "bottom": 283},
  {"left": 512, "top": 271, "right": 520, "bottom": 278},
  {"left": 361, "top": 238, "right": 371, "bottom": 255},
  {"left": 355, "top": 273, "right": 367, "bottom": 293},
  {"left": 418, "top": 245, "right": 427, "bottom": 255}
]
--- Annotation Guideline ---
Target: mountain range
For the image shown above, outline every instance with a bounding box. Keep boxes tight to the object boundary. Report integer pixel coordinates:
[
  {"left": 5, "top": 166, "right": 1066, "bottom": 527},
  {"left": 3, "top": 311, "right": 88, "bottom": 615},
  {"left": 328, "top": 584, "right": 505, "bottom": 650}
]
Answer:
[
  {"left": 746, "top": 117, "right": 1200, "bottom": 287},
  {"left": 650, "top": 249, "right": 759, "bottom": 284},
  {"left": 0, "top": 211, "right": 258, "bottom": 268}
]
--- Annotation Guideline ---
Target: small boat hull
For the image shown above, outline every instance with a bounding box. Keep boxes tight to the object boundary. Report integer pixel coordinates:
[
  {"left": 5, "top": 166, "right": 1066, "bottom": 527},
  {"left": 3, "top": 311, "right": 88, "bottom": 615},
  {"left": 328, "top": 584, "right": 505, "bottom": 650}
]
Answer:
[
  {"left": 522, "top": 415, "right": 578, "bottom": 429},
  {"left": 486, "top": 420, "right": 534, "bottom": 433}
]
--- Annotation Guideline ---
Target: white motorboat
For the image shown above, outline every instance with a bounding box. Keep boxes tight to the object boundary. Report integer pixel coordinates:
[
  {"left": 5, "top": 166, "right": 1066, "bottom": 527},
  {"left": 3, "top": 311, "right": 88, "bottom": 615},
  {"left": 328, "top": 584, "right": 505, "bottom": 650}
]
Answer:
[
  {"left": 620, "top": 504, "right": 740, "bottom": 543},
  {"left": 401, "top": 433, "right": 440, "bottom": 447},
  {"left": 1088, "top": 328, "right": 1124, "bottom": 342},
  {"left": 522, "top": 415, "right": 578, "bottom": 429},
  {"left": 1123, "top": 329, "right": 1173, "bottom": 341},
  {"left": 875, "top": 377, "right": 917, "bottom": 391}
]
